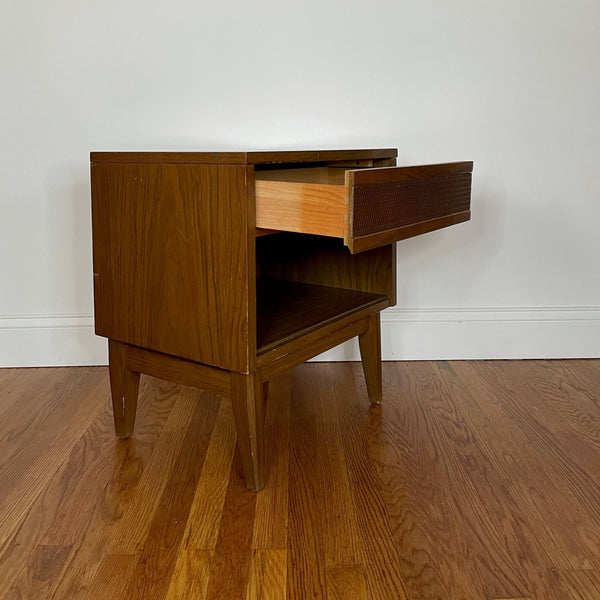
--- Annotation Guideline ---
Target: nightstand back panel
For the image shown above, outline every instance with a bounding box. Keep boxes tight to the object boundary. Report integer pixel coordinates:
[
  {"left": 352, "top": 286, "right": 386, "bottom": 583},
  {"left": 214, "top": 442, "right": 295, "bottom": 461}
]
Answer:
[
  {"left": 257, "top": 233, "right": 396, "bottom": 305},
  {"left": 91, "top": 162, "right": 253, "bottom": 372}
]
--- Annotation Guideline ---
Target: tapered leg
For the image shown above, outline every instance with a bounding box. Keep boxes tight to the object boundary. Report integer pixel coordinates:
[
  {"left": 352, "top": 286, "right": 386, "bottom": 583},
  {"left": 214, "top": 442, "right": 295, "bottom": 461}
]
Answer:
[
  {"left": 108, "top": 340, "right": 140, "bottom": 439},
  {"left": 358, "top": 313, "right": 383, "bottom": 404},
  {"left": 231, "top": 372, "right": 266, "bottom": 492}
]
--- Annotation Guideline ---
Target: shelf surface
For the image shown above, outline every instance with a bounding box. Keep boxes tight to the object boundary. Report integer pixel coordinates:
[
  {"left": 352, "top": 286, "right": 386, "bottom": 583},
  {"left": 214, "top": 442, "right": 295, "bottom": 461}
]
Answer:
[{"left": 257, "top": 279, "right": 389, "bottom": 354}]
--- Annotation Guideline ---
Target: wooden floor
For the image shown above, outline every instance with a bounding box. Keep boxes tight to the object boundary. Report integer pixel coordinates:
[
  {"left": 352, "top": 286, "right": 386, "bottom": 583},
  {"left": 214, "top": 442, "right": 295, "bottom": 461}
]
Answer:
[{"left": 1, "top": 361, "right": 599, "bottom": 600}]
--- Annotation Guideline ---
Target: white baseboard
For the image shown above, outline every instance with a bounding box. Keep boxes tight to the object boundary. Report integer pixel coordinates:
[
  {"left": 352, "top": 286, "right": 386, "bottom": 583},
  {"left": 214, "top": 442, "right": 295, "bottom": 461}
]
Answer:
[
  {"left": 315, "top": 306, "right": 600, "bottom": 361},
  {"left": 0, "top": 315, "right": 107, "bottom": 367},
  {"left": 1, "top": 307, "right": 599, "bottom": 367}
]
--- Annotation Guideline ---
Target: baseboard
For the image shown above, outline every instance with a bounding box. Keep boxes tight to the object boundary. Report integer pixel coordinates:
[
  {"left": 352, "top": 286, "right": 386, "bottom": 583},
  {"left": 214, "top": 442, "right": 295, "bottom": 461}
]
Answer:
[
  {"left": 1, "top": 307, "right": 599, "bottom": 367},
  {"left": 0, "top": 315, "right": 107, "bottom": 367},
  {"left": 316, "top": 306, "right": 600, "bottom": 361}
]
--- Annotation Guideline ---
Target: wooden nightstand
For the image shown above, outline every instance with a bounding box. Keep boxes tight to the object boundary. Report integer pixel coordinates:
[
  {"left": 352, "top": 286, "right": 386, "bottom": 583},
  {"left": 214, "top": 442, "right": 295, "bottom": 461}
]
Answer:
[{"left": 90, "top": 149, "right": 472, "bottom": 491}]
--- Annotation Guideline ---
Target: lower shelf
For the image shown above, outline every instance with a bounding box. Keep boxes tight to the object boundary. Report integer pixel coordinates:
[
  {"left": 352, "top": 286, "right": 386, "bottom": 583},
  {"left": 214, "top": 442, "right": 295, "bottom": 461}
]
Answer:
[{"left": 257, "top": 279, "right": 389, "bottom": 354}]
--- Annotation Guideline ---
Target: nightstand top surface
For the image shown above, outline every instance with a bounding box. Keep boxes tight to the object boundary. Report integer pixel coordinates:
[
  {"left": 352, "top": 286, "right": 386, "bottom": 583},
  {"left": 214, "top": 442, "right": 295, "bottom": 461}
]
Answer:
[{"left": 90, "top": 148, "right": 398, "bottom": 165}]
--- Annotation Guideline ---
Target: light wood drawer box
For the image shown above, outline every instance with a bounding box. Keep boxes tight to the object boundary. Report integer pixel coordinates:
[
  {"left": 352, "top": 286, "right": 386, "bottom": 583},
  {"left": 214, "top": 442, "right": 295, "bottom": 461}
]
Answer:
[{"left": 255, "top": 161, "right": 473, "bottom": 253}]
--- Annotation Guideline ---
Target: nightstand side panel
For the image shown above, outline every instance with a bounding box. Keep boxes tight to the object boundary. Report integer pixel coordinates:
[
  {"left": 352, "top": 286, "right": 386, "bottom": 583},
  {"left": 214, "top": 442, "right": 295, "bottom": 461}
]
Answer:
[{"left": 91, "top": 162, "right": 252, "bottom": 372}]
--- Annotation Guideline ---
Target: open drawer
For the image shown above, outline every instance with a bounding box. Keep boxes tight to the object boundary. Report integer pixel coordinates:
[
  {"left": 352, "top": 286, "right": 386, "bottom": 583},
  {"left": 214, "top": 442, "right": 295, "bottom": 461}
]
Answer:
[{"left": 255, "top": 161, "right": 473, "bottom": 253}]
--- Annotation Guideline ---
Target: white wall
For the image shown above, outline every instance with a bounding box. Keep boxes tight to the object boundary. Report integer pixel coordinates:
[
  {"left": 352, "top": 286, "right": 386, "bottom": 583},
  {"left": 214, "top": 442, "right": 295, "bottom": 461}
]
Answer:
[{"left": 2, "top": 0, "right": 600, "bottom": 366}]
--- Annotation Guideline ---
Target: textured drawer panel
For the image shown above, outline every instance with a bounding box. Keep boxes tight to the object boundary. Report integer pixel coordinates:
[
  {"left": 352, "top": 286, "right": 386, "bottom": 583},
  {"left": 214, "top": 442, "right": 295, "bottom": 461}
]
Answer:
[{"left": 352, "top": 172, "right": 472, "bottom": 237}]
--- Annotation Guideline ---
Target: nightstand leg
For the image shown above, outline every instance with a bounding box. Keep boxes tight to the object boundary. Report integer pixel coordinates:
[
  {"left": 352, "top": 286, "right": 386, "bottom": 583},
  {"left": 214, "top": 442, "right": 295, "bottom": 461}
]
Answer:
[
  {"left": 358, "top": 313, "right": 383, "bottom": 405},
  {"left": 108, "top": 340, "right": 140, "bottom": 439},
  {"left": 231, "top": 372, "right": 266, "bottom": 492}
]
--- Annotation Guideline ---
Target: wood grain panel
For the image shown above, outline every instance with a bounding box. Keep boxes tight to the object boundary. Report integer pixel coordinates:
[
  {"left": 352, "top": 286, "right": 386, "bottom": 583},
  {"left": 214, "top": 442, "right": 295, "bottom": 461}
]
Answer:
[
  {"left": 90, "top": 152, "right": 248, "bottom": 164},
  {"left": 125, "top": 345, "right": 231, "bottom": 398},
  {"left": 257, "top": 233, "right": 396, "bottom": 304},
  {"left": 91, "top": 162, "right": 252, "bottom": 372}
]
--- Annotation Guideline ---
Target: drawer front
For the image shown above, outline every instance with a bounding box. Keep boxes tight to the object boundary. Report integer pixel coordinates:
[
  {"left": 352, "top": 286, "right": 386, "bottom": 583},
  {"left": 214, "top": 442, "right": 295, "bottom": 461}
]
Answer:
[{"left": 346, "top": 162, "right": 472, "bottom": 253}]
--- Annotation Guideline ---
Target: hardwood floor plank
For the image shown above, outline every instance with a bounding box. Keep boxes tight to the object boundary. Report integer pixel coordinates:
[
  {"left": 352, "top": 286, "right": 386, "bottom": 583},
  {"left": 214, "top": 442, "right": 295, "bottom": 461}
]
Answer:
[
  {"left": 108, "top": 388, "right": 204, "bottom": 554},
  {"left": 286, "top": 366, "right": 328, "bottom": 600},
  {"left": 555, "top": 569, "right": 600, "bottom": 599},
  {"left": 0, "top": 368, "right": 100, "bottom": 507},
  {"left": 335, "top": 364, "right": 410, "bottom": 600},
  {"left": 165, "top": 550, "right": 213, "bottom": 600},
  {"left": 41, "top": 375, "right": 172, "bottom": 546},
  {"left": 246, "top": 549, "right": 287, "bottom": 600},
  {"left": 48, "top": 381, "right": 197, "bottom": 600},
  {"left": 204, "top": 458, "right": 257, "bottom": 600},
  {"left": 377, "top": 361, "right": 487, "bottom": 599},
  {"left": 79, "top": 554, "right": 138, "bottom": 600},
  {"left": 181, "top": 398, "right": 236, "bottom": 551},
  {"left": 119, "top": 393, "right": 219, "bottom": 600},
  {"left": 508, "top": 360, "right": 600, "bottom": 451},
  {"left": 251, "top": 377, "right": 291, "bottom": 551},
  {"left": 0, "top": 369, "right": 107, "bottom": 552},
  {"left": 5, "top": 544, "right": 72, "bottom": 600},
  {"left": 417, "top": 361, "right": 561, "bottom": 599},
  {"left": 1, "top": 399, "right": 119, "bottom": 600},
  {"left": 0, "top": 387, "right": 110, "bottom": 598},
  {"left": 326, "top": 566, "right": 369, "bottom": 600},
  {"left": 0, "top": 368, "right": 50, "bottom": 423},
  {"left": 315, "top": 365, "right": 364, "bottom": 567},
  {"left": 489, "top": 597, "right": 533, "bottom": 600},
  {"left": 454, "top": 361, "right": 600, "bottom": 571},
  {"left": 450, "top": 361, "right": 598, "bottom": 569}
]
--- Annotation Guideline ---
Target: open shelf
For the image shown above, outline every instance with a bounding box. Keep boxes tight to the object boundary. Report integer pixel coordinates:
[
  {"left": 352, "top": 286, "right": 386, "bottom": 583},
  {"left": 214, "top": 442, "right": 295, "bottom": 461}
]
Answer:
[{"left": 257, "top": 279, "right": 389, "bottom": 354}]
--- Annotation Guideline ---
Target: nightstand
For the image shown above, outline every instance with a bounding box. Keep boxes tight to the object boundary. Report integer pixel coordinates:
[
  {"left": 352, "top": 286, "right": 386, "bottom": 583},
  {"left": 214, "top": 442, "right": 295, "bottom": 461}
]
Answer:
[{"left": 91, "top": 149, "right": 472, "bottom": 491}]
